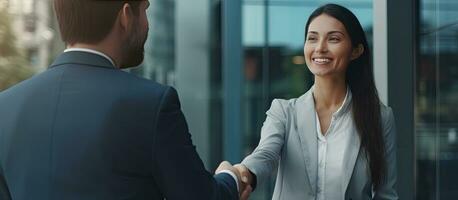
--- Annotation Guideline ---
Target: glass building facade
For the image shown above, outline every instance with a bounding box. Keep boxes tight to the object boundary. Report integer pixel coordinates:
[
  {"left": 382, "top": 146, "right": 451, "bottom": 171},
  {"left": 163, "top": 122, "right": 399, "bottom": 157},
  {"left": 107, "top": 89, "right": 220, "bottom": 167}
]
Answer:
[
  {"left": 417, "top": 0, "right": 458, "bottom": 198},
  {"left": 2, "top": 0, "right": 458, "bottom": 198}
]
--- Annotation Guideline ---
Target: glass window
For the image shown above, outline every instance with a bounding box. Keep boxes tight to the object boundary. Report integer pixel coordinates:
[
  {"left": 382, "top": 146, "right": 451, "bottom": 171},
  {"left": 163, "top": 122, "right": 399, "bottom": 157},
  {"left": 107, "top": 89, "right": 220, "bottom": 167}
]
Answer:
[
  {"left": 135, "top": 0, "right": 225, "bottom": 170},
  {"left": 417, "top": 0, "right": 458, "bottom": 199}
]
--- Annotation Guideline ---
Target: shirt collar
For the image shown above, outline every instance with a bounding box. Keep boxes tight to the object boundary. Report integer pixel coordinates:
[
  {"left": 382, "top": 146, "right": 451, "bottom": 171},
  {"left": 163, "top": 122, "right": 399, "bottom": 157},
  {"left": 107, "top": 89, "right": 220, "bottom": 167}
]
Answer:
[
  {"left": 333, "top": 86, "right": 352, "bottom": 118},
  {"left": 64, "top": 48, "right": 116, "bottom": 67}
]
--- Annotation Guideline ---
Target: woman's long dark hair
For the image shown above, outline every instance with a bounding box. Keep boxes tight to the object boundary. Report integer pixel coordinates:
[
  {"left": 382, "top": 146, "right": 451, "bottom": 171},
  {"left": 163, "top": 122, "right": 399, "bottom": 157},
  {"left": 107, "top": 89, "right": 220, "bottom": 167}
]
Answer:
[{"left": 304, "top": 4, "right": 386, "bottom": 189}]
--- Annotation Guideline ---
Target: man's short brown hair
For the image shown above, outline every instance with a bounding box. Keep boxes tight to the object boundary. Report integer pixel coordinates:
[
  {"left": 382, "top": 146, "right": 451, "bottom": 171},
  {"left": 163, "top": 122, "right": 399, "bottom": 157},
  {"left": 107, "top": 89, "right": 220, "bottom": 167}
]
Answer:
[{"left": 53, "top": 0, "right": 143, "bottom": 45}]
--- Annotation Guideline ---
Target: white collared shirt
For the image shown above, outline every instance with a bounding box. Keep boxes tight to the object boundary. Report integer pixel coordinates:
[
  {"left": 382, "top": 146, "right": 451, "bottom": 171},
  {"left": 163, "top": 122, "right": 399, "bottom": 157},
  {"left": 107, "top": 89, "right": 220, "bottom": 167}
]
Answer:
[
  {"left": 314, "top": 87, "right": 355, "bottom": 200},
  {"left": 64, "top": 48, "right": 116, "bottom": 67}
]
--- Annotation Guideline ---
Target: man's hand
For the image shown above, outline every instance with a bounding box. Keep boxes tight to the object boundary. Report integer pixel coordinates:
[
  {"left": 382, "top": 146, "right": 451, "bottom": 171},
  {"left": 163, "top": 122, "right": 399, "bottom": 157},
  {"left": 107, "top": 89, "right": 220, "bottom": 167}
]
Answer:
[{"left": 216, "top": 161, "right": 252, "bottom": 199}]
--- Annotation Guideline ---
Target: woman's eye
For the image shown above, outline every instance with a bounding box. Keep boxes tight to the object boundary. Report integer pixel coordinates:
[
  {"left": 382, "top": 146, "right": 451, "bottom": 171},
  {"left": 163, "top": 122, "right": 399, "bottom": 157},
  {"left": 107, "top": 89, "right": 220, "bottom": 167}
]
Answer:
[
  {"left": 307, "top": 37, "right": 317, "bottom": 41},
  {"left": 329, "top": 37, "right": 340, "bottom": 42}
]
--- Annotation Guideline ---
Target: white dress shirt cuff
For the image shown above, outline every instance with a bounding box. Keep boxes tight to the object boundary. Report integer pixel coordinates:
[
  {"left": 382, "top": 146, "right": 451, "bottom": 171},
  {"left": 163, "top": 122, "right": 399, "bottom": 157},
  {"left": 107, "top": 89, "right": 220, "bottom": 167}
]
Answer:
[{"left": 216, "top": 170, "right": 239, "bottom": 192}]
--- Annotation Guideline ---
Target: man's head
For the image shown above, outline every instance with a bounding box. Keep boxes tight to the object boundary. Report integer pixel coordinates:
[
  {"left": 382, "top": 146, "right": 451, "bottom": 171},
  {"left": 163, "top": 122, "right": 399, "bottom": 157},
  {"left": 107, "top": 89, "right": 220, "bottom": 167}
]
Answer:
[{"left": 54, "top": 0, "right": 150, "bottom": 68}]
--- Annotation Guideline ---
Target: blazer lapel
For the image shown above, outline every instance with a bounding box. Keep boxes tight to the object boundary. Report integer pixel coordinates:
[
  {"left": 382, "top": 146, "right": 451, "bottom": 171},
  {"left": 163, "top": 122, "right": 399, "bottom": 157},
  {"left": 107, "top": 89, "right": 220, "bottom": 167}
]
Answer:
[
  {"left": 342, "top": 129, "right": 361, "bottom": 192},
  {"left": 295, "top": 89, "right": 318, "bottom": 193}
]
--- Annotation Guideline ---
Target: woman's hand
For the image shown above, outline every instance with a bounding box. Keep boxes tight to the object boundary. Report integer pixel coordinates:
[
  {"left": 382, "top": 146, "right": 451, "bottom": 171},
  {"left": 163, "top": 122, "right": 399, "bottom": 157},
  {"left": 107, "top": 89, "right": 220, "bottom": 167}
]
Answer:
[{"left": 234, "top": 164, "right": 254, "bottom": 200}]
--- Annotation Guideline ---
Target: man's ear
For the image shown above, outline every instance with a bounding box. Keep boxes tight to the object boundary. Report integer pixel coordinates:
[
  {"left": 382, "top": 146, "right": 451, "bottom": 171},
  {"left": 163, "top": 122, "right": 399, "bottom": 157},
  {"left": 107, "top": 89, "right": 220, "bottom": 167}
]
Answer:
[
  {"left": 118, "top": 3, "right": 134, "bottom": 32},
  {"left": 350, "top": 44, "right": 364, "bottom": 60}
]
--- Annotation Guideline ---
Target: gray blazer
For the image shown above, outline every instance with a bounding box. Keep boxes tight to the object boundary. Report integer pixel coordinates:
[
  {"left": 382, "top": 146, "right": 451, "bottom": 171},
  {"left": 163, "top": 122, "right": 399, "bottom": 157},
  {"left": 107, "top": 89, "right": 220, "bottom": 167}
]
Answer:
[{"left": 242, "top": 88, "right": 398, "bottom": 200}]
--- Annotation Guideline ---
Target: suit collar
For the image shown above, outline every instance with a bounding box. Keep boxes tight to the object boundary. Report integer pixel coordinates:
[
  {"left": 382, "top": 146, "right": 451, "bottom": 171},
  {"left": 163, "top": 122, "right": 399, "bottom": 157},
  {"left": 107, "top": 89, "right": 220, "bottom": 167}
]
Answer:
[
  {"left": 64, "top": 48, "right": 116, "bottom": 66},
  {"left": 49, "top": 51, "right": 116, "bottom": 69},
  {"left": 342, "top": 133, "right": 361, "bottom": 193},
  {"left": 295, "top": 87, "right": 318, "bottom": 193},
  {"left": 295, "top": 86, "right": 361, "bottom": 194}
]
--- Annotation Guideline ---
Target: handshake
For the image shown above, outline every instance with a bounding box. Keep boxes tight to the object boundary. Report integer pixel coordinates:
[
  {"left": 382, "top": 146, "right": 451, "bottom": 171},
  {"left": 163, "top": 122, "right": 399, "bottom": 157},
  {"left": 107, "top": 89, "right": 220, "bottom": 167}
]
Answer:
[{"left": 215, "top": 161, "right": 254, "bottom": 200}]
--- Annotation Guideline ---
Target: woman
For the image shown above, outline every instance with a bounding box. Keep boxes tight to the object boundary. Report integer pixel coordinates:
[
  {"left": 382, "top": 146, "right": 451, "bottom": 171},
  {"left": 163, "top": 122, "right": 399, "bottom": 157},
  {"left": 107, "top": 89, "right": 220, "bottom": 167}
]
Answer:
[{"left": 236, "top": 4, "right": 398, "bottom": 200}]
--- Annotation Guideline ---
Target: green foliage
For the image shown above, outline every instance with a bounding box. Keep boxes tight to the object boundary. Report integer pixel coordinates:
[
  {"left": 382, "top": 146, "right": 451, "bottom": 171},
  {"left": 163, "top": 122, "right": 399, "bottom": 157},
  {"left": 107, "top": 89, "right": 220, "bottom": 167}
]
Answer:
[
  {"left": 0, "top": 56, "right": 33, "bottom": 90},
  {"left": 0, "top": 3, "right": 35, "bottom": 91}
]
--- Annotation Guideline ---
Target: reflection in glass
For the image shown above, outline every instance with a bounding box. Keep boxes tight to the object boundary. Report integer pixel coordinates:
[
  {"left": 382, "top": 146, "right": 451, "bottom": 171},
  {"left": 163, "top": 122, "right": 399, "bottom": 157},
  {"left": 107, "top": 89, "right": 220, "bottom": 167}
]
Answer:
[{"left": 417, "top": 0, "right": 458, "bottom": 199}]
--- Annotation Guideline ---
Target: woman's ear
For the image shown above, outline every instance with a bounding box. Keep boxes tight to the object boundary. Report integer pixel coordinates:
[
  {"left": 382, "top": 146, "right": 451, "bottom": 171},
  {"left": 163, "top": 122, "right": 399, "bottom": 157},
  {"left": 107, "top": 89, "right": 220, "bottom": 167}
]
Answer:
[{"left": 350, "top": 44, "right": 364, "bottom": 60}]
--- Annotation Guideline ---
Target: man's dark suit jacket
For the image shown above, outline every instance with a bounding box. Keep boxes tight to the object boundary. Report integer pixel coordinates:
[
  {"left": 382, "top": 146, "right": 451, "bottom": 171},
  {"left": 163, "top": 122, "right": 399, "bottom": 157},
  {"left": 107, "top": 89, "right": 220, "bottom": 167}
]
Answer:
[{"left": 0, "top": 51, "right": 238, "bottom": 200}]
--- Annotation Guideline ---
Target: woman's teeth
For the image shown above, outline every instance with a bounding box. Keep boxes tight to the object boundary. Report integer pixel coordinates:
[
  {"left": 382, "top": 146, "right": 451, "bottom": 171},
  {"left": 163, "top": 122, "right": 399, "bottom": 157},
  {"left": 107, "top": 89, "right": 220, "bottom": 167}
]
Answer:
[{"left": 313, "top": 58, "right": 331, "bottom": 64}]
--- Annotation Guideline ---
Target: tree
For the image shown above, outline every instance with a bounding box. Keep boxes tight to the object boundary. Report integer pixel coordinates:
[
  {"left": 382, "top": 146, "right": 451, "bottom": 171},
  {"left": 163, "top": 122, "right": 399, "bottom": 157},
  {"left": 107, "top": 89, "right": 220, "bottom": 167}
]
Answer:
[{"left": 0, "top": 0, "right": 35, "bottom": 91}]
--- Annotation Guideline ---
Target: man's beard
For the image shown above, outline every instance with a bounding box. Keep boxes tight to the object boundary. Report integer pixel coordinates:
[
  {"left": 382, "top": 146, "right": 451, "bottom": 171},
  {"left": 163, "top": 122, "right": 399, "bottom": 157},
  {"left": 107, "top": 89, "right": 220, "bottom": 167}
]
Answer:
[{"left": 121, "top": 22, "right": 148, "bottom": 68}]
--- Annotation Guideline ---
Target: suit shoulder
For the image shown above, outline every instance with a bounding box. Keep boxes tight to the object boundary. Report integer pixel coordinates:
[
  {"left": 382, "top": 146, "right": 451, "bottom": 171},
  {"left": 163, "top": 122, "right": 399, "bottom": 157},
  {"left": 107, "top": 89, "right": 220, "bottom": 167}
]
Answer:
[
  {"left": 379, "top": 103, "right": 394, "bottom": 122},
  {"left": 266, "top": 96, "right": 301, "bottom": 120},
  {"left": 117, "top": 71, "right": 170, "bottom": 95},
  {"left": 269, "top": 98, "right": 296, "bottom": 110},
  {"left": 270, "top": 92, "right": 307, "bottom": 111},
  {"left": 124, "top": 75, "right": 183, "bottom": 109},
  {"left": 119, "top": 71, "right": 164, "bottom": 87},
  {"left": 0, "top": 70, "right": 48, "bottom": 100},
  {"left": 379, "top": 103, "right": 396, "bottom": 139}
]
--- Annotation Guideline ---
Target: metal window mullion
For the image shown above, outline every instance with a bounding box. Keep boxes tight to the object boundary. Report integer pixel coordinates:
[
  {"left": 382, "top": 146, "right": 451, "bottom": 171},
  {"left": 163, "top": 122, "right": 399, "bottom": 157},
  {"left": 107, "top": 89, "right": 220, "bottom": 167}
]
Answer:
[
  {"left": 223, "top": 0, "right": 243, "bottom": 163},
  {"left": 262, "top": 0, "right": 270, "bottom": 110}
]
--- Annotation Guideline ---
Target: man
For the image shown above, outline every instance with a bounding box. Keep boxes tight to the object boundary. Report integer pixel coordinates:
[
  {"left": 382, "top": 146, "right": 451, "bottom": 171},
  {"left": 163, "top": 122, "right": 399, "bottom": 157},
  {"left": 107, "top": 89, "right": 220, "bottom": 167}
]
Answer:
[{"left": 0, "top": 0, "right": 250, "bottom": 199}]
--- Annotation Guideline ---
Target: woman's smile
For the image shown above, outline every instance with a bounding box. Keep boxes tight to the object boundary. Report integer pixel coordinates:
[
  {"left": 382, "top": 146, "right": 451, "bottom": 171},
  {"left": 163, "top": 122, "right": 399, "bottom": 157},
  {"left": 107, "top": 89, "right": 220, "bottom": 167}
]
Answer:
[{"left": 312, "top": 57, "right": 333, "bottom": 65}]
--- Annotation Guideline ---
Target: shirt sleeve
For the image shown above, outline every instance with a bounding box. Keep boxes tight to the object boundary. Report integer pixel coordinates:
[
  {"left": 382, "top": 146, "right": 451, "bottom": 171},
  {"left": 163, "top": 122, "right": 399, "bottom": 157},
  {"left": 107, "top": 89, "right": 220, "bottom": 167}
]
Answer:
[{"left": 216, "top": 170, "right": 239, "bottom": 192}]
